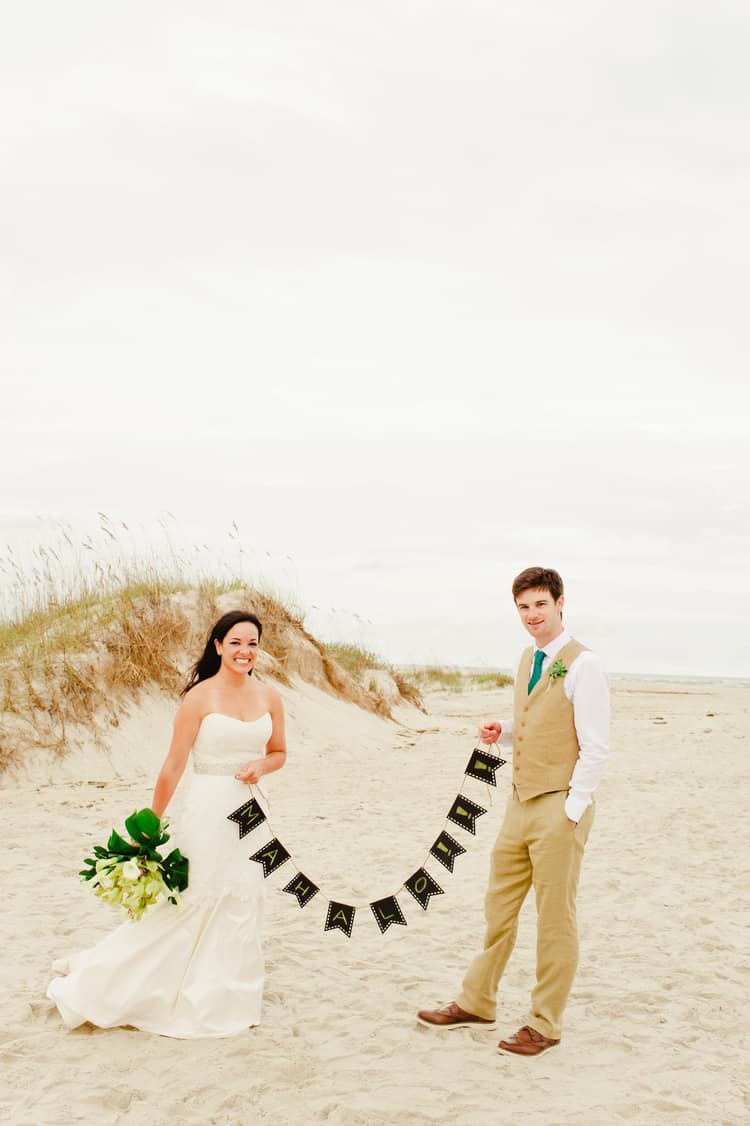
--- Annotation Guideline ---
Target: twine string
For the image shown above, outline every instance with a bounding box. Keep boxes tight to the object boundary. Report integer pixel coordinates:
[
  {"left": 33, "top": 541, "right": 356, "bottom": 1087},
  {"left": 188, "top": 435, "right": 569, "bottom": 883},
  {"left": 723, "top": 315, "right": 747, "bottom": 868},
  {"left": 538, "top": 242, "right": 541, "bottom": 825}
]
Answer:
[{"left": 239, "top": 743, "right": 508, "bottom": 910}]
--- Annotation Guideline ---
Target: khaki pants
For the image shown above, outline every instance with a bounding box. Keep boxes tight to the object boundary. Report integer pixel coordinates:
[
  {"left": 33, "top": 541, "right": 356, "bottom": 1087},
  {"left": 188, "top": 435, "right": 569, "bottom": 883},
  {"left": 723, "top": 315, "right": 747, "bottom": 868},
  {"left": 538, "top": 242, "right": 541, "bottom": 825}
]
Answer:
[{"left": 456, "top": 788, "right": 594, "bottom": 1040}]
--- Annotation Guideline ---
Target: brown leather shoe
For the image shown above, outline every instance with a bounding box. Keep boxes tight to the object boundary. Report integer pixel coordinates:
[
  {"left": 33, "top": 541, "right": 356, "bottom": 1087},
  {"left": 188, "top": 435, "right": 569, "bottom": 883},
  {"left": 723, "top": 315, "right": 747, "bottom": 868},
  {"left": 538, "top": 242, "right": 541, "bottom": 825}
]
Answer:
[
  {"left": 497, "top": 1025, "right": 560, "bottom": 1056},
  {"left": 417, "top": 1001, "right": 496, "bottom": 1030}
]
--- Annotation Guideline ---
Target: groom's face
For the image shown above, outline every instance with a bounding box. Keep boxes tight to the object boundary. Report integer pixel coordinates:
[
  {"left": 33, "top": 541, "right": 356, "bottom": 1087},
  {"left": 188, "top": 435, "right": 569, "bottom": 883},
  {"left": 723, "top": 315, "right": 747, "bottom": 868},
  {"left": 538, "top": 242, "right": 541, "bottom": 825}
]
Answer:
[{"left": 515, "top": 586, "right": 565, "bottom": 647}]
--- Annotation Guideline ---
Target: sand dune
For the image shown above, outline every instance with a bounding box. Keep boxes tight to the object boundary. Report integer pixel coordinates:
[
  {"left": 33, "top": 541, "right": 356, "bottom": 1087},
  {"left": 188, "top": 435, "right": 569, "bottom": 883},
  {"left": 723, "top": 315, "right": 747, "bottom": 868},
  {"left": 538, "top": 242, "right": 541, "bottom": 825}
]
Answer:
[{"left": 1, "top": 676, "right": 748, "bottom": 1125}]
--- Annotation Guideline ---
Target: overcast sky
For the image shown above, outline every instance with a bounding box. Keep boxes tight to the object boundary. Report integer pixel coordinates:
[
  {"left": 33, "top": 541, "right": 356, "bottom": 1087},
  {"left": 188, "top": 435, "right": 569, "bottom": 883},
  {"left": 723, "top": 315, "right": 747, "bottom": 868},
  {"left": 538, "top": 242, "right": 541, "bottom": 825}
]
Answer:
[{"left": 2, "top": 2, "right": 748, "bottom": 677}]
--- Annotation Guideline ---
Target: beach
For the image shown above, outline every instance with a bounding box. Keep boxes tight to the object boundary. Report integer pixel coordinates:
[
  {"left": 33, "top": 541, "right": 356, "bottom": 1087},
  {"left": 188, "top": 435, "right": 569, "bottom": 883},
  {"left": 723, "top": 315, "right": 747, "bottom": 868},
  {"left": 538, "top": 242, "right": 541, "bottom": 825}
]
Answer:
[{"left": 2, "top": 676, "right": 748, "bottom": 1125}]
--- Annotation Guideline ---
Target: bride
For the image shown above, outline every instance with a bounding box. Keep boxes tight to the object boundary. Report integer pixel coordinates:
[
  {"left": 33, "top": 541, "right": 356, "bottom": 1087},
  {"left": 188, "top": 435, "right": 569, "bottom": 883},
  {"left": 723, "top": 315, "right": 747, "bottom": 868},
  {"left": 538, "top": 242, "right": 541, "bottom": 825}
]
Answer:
[{"left": 48, "top": 609, "right": 287, "bottom": 1038}]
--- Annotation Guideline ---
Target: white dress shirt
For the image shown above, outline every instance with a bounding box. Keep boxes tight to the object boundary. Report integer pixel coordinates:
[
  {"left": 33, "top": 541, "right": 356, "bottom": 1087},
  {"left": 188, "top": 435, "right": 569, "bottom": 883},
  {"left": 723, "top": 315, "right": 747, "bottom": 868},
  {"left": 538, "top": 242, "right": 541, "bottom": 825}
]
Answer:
[{"left": 497, "top": 629, "right": 610, "bottom": 822}]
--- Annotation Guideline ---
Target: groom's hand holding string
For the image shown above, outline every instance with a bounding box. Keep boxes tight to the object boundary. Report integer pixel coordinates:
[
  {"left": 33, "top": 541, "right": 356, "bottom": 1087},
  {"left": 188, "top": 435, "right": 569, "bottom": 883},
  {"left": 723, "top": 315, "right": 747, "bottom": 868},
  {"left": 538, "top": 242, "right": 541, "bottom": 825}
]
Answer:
[{"left": 479, "top": 722, "right": 501, "bottom": 745}]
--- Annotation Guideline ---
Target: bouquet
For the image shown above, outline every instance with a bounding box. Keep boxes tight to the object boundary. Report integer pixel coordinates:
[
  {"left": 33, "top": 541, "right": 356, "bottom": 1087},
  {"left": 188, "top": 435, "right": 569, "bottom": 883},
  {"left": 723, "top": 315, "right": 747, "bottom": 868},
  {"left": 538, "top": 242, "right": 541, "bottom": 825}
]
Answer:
[{"left": 80, "top": 808, "right": 189, "bottom": 922}]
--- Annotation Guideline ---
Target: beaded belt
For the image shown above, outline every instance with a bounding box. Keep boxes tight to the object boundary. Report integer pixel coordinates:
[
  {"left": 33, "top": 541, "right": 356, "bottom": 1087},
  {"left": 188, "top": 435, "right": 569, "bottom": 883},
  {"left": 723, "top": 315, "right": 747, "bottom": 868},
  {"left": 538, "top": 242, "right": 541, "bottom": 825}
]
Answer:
[{"left": 192, "top": 762, "right": 242, "bottom": 776}]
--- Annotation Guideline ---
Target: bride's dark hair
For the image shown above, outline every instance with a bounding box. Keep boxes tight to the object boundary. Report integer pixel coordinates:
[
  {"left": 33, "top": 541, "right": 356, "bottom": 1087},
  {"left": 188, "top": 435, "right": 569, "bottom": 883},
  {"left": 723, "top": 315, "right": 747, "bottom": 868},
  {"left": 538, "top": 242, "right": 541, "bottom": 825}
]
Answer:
[{"left": 181, "top": 610, "right": 263, "bottom": 696}]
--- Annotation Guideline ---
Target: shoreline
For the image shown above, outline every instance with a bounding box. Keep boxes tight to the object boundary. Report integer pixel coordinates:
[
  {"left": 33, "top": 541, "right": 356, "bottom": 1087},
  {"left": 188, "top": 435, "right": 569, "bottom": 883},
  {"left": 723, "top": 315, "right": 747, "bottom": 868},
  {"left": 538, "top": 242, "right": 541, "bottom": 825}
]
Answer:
[{"left": 399, "top": 665, "right": 750, "bottom": 688}]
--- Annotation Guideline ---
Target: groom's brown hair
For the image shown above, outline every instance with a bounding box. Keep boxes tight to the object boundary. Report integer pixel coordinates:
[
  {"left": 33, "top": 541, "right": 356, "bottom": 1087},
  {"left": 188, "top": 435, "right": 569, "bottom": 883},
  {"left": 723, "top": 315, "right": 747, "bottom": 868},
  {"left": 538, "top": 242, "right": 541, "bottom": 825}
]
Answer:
[{"left": 512, "top": 567, "right": 564, "bottom": 602}]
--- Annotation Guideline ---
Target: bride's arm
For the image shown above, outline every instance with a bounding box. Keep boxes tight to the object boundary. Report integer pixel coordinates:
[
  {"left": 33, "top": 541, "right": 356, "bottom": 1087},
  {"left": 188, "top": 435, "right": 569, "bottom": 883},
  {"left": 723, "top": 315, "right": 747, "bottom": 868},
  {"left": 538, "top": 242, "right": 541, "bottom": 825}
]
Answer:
[
  {"left": 236, "top": 688, "right": 287, "bottom": 784},
  {"left": 150, "top": 695, "right": 203, "bottom": 818}
]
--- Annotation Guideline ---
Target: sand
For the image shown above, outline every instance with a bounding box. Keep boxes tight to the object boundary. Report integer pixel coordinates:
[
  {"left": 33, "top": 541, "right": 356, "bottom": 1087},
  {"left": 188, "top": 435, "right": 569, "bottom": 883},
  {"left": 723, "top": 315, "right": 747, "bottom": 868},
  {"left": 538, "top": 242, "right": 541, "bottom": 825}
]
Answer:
[{"left": 1, "top": 676, "right": 749, "bottom": 1126}]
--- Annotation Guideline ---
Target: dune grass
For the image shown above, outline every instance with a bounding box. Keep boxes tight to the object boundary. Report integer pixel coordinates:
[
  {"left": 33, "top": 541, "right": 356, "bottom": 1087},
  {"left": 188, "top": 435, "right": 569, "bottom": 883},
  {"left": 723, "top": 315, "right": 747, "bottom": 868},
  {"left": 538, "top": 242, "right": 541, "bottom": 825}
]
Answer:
[
  {"left": 324, "top": 642, "right": 382, "bottom": 678},
  {"left": 416, "top": 666, "right": 465, "bottom": 692},
  {"left": 324, "top": 642, "right": 424, "bottom": 711},
  {"left": 0, "top": 520, "right": 428, "bottom": 769},
  {"left": 0, "top": 576, "right": 325, "bottom": 770},
  {"left": 408, "top": 667, "right": 513, "bottom": 693},
  {"left": 322, "top": 645, "right": 511, "bottom": 701},
  {"left": 0, "top": 519, "right": 322, "bottom": 768},
  {"left": 469, "top": 671, "right": 514, "bottom": 689},
  {"left": 0, "top": 518, "right": 510, "bottom": 772}
]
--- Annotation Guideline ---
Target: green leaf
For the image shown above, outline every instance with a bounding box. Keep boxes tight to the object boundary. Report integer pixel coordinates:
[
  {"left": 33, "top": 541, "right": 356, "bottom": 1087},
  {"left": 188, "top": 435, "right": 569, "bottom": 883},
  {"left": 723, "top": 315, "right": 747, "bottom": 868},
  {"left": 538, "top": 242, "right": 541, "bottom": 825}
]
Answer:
[
  {"left": 107, "top": 829, "right": 139, "bottom": 856},
  {"left": 162, "top": 849, "right": 189, "bottom": 892},
  {"left": 124, "top": 808, "right": 165, "bottom": 848}
]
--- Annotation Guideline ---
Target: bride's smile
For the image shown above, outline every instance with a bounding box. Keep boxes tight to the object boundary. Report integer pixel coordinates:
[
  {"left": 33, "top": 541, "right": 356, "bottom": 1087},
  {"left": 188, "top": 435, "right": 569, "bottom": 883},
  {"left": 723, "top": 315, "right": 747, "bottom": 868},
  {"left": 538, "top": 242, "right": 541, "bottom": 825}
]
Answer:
[{"left": 215, "top": 622, "right": 260, "bottom": 678}]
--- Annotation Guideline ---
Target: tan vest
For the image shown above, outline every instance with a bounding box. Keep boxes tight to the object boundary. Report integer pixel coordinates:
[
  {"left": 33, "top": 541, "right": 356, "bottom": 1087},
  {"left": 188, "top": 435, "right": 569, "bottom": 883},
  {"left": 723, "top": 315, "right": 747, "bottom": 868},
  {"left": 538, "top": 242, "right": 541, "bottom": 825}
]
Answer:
[{"left": 512, "top": 638, "right": 586, "bottom": 801}]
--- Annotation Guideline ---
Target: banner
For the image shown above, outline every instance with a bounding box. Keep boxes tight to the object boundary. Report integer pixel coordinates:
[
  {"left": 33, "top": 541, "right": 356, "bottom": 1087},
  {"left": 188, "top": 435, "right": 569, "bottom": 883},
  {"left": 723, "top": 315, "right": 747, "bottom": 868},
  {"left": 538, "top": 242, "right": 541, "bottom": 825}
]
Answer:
[
  {"left": 248, "top": 837, "right": 291, "bottom": 877},
  {"left": 325, "top": 901, "right": 356, "bottom": 937},
  {"left": 464, "top": 748, "right": 506, "bottom": 786},
  {"left": 446, "top": 795, "right": 487, "bottom": 836},
  {"left": 403, "top": 868, "right": 444, "bottom": 911},
  {"left": 228, "top": 744, "right": 507, "bottom": 938},
  {"left": 429, "top": 830, "right": 466, "bottom": 872},
  {"left": 227, "top": 796, "right": 267, "bottom": 838},
  {"left": 370, "top": 895, "right": 407, "bottom": 934},
  {"left": 282, "top": 872, "right": 320, "bottom": 908}
]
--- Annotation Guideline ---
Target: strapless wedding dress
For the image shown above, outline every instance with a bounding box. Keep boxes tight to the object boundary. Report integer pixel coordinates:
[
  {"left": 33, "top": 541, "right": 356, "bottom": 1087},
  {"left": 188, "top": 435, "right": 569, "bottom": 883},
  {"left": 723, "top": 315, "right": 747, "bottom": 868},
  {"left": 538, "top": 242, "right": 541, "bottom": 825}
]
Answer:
[{"left": 47, "top": 712, "right": 272, "bottom": 1038}]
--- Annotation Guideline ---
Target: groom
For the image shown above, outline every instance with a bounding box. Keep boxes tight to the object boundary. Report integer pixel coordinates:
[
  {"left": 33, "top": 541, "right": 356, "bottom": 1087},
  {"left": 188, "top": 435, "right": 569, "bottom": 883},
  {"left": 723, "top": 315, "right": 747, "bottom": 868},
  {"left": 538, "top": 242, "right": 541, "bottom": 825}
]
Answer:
[{"left": 418, "top": 566, "right": 610, "bottom": 1055}]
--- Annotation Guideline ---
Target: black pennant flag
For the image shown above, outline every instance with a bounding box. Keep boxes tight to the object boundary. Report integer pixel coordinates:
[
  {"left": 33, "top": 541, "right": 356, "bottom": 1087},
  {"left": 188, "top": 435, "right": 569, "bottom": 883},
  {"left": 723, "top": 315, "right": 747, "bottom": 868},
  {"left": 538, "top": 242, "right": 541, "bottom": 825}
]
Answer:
[
  {"left": 325, "top": 901, "right": 356, "bottom": 938},
  {"left": 430, "top": 831, "right": 466, "bottom": 872},
  {"left": 404, "top": 868, "right": 444, "bottom": 910},
  {"left": 248, "top": 838, "right": 291, "bottom": 878},
  {"left": 446, "top": 794, "right": 488, "bottom": 836},
  {"left": 282, "top": 872, "right": 320, "bottom": 908},
  {"left": 369, "top": 895, "right": 407, "bottom": 934},
  {"left": 227, "top": 797, "right": 267, "bottom": 838},
  {"left": 464, "top": 748, "right": 506, "bottom": 786}
]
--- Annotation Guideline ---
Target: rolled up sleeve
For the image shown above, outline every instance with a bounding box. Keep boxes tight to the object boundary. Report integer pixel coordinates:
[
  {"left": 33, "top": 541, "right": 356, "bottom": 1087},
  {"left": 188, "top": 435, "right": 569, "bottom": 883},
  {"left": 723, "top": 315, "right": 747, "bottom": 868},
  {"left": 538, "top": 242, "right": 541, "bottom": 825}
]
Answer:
[{"left": 565, "top": 653, "right": 610, "bottom": 822}]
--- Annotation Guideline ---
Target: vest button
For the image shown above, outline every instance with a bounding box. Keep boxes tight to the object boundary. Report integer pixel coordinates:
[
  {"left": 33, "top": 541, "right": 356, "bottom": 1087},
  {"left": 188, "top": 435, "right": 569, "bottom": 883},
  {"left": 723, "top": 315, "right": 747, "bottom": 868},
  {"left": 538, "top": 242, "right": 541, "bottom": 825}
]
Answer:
[{"left": 517, "top": 735, "right": 524, "bottom": 742}]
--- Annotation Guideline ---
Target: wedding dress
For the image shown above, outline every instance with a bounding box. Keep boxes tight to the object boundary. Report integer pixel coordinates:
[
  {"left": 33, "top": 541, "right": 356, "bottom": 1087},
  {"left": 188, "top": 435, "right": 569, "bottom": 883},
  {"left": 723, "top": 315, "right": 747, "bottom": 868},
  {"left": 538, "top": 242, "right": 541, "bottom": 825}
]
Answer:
[{"left": 47, "top": 712, "right": 272, "bottom": 1038}]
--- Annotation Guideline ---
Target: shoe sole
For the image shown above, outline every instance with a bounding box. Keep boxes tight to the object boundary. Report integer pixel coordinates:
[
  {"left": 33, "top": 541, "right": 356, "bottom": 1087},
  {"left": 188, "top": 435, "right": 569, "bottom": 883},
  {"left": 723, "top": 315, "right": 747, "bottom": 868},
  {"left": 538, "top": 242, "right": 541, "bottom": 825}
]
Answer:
[{"left": 417, "top": 1016, "right": 497, "bottom": 1031}]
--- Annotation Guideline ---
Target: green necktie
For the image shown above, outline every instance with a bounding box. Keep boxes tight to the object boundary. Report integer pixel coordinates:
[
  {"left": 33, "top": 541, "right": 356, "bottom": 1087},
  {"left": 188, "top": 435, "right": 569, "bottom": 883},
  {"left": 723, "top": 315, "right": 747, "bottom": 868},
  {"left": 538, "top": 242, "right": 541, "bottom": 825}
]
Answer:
[{"left": 527, "top": 649, "right": 546, "bottom": 694}]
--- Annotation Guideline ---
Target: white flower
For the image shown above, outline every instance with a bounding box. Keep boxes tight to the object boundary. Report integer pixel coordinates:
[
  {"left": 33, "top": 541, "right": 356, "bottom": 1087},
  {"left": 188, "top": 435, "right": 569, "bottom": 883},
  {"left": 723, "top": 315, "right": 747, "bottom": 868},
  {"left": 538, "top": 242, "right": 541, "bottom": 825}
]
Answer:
[{"left": 121, "top": 860, "right": 141, "bottom": 880}]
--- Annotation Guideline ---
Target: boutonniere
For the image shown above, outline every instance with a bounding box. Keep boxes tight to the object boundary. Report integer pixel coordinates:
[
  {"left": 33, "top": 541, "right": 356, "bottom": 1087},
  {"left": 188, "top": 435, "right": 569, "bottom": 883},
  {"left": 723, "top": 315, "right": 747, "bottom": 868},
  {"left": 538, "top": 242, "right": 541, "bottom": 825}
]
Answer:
[{"left": 547, "top": 659, "right": 568, "bottom": 688}]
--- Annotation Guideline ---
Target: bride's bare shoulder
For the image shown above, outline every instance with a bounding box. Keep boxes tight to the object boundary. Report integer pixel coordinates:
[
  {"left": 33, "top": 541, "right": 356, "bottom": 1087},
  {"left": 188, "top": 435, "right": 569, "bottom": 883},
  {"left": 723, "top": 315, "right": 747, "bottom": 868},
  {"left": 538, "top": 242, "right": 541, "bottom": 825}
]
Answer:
[
  {"left": 179, "top": 679, "right": 215, "bottom": 714},
  {"left": 260, "top": 682, "right": 283, "bottom": 710}
]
